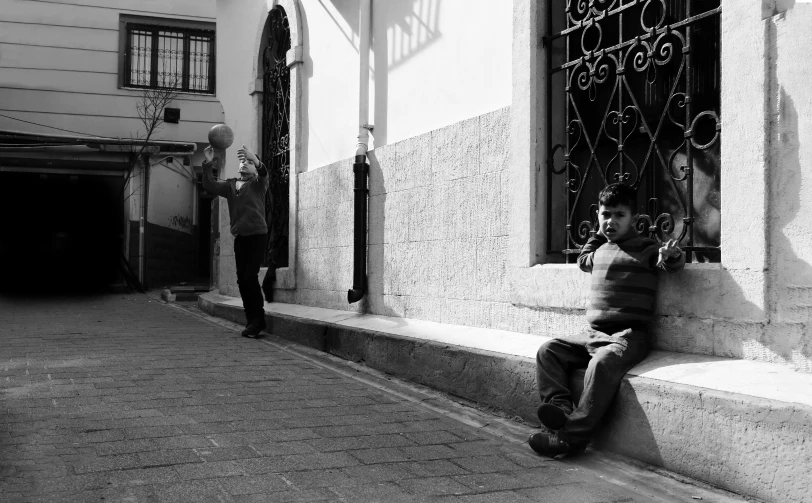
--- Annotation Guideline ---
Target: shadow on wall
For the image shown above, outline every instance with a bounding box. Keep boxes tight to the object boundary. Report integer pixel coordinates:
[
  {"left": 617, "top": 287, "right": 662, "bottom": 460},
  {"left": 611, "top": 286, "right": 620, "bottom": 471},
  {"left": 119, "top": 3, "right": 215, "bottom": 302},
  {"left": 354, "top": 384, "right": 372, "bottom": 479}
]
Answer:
[
  {"left": 763, "top": 18, "right": 812, "bottom": 372},
  {"left": 317, "top": 0, "right": 442, "bottom": 145},
  {"left": 766, "top": 11, "right": 812, "bottom": 369}
]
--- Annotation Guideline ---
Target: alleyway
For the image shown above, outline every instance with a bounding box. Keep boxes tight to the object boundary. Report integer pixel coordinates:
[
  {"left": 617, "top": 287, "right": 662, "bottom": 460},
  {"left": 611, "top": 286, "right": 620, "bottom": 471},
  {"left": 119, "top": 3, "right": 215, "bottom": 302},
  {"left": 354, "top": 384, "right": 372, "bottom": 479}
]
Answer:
[{"left": 0, "top": 294, "right": 735, "bottom": 503}]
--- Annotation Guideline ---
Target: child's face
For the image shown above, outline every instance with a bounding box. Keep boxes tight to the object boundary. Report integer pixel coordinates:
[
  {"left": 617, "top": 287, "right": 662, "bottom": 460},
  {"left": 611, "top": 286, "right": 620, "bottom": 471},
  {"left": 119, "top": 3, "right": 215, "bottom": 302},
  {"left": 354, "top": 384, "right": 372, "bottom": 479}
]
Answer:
[
  {"left": 238, "top": 160, "right": 257, "bottom": 180},
  {"left": 598, "top": 203, "right": 636, "bottom": 242}
]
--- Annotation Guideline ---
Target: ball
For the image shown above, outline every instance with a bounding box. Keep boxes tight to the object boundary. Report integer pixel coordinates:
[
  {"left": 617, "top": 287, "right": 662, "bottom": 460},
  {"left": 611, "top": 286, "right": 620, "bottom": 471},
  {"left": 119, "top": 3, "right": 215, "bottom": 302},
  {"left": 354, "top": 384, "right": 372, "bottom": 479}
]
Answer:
[{"left": 208, "top": 124, "right": 234, "bottom": 150}]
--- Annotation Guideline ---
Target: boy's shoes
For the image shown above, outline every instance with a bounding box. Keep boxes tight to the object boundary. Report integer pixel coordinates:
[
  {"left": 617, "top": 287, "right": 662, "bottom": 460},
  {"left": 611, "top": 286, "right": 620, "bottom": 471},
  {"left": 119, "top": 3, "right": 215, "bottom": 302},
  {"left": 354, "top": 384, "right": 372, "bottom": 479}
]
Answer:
[
  {"left": 527, "top": 431, "right": 586, "bottom": 458},
  {"left": 241, "top": 317, "right": 266, "bottom": 338},
  {"left": 536, "top": 403, "right": 569, "bottom": 430}
]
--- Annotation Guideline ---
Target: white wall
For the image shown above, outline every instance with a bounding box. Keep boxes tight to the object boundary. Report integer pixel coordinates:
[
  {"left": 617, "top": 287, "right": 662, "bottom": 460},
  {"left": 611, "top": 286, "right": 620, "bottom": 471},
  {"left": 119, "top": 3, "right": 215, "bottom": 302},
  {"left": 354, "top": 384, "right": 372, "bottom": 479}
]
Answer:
[{"left": 305, "top": 0, "right": 512, "bottom": 169}]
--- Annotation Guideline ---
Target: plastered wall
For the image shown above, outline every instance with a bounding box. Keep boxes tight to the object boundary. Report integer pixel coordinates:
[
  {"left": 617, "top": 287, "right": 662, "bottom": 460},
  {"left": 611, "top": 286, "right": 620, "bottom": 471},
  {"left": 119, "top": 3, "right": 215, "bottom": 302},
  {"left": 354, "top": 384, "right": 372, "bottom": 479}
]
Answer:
[{"left": 0, "top": 0, "right": 224, "bottom": 141}]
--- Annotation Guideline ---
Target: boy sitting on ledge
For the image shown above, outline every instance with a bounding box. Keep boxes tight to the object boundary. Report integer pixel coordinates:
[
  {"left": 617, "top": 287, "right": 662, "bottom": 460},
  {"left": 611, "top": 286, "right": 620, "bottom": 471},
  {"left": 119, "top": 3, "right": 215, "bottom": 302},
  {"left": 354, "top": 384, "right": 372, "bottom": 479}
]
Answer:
[{"left": 529, "top": 183, "right": 685, "bottom": 457}]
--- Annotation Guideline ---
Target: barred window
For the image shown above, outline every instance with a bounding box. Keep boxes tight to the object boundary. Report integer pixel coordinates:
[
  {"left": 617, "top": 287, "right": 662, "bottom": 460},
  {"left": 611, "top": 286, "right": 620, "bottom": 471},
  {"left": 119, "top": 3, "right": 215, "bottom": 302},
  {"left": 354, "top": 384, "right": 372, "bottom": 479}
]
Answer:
[
  {"left": 545, "top": 0, "right": 721, "bottom": 263},
  {"left": 121, "top": 18, "right": 215, "bottom": 94}
]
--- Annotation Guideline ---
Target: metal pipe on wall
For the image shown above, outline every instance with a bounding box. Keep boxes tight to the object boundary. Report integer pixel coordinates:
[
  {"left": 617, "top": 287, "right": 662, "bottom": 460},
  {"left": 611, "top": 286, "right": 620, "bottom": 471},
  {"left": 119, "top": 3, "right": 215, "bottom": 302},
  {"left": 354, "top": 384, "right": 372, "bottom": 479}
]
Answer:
[{"left": 348, "top": 0, "right": 372, "bottom": 304}]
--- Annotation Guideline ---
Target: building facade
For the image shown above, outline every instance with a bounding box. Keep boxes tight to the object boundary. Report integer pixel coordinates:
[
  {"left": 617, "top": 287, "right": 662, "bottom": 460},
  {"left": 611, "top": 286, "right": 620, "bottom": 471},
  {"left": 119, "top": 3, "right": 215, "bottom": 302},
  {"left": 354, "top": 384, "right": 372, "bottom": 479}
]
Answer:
[
  {"left": 0, "top": 0, "right": 224, "bottom": 289},
  {"left": 213, "top": 0, "right": 811, "bottom": 375}
]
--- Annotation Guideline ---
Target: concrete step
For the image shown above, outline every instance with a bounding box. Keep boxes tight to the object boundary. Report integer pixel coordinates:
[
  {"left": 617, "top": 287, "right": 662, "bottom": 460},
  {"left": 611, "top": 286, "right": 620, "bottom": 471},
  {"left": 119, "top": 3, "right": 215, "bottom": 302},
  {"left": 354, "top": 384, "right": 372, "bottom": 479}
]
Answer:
[
  {"left": 162, "top": 285, "right": 211, "bottom": 302},
  {"left": 198, "top": 292, "right": 812, "bottom": 503}
]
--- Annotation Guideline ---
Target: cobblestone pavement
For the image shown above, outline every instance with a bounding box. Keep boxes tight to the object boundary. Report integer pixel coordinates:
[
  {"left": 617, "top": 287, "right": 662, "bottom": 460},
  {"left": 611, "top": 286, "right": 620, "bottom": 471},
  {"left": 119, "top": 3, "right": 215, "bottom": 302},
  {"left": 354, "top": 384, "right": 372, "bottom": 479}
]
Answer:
[{"left": 0, "top": 293, "right": 727, "bottom": 503}]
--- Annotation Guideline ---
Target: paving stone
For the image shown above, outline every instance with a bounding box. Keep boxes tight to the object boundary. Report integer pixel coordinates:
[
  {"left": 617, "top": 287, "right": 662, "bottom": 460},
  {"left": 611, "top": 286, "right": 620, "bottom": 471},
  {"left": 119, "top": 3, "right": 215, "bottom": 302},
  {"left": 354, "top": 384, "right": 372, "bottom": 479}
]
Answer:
[
  {"left": 450, "top": 455, "right": 525, "bottom": 474},
  {"left": 72, "top": 453, "right": 142, "bottom": 473},
  {"left": 137, "top": 448, "right": 203, "bottom": 467},
  {"left": 516, "top": 481, "right": 643, "bottom": 502},
  {"left": 216, "top": 473, "right": 291, "bottom": 495},
  {"left": 341, "top": 463, "right": 417, "bottom": 483},
  {"left": 103, "top": 466, "right": 182, "bottom": 486},
  {"left": 396, "top": 476, "right": 473, "bottom": 496},
  {"left": 151, "top": 479, "right": 229, "bottom": 503},
  {"left": 402, "top": 430, "right": 467, "bottom": 445},
  {"left": 173, "top": 459, "right": 244, "bottom": 480},
  {"left": 305, "top": 433, "right": 417, "bottom": 452},
  {"left": 280, "top": 468, "right": 362, "bottom": 489},
  {"left": 249, "top": 441, "right": 317, "bottom": 456},
  {"left": 193, "top": 445, "right": 262, "bottom": 461},
  {"left": 398, "top": 459, "right": 473, "bottom": 478},
  {"left": 231, "top": 486, "right": 341, "bottom": 502}
]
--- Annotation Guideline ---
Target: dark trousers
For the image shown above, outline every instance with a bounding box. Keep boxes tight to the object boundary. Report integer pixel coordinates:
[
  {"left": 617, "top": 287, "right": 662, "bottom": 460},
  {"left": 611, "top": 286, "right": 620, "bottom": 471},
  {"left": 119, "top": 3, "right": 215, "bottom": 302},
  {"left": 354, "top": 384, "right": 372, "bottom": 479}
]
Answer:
[
  {"left": 536, "top": 325, "right": 650, "bottom": 446},
  {"left": 234, "top": 234, "right": 267, "bottom": 323}
]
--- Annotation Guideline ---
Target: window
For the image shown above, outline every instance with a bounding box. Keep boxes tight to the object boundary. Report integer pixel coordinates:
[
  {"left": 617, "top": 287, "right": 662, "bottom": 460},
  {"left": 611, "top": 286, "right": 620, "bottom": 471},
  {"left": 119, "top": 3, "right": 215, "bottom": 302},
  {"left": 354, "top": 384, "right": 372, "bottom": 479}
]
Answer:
[
  {"left": 120, "top": 15, "right": 215, "bottom": 94},
  {"left": 545, "top": 0, "right": 721, "bottom": 263}
]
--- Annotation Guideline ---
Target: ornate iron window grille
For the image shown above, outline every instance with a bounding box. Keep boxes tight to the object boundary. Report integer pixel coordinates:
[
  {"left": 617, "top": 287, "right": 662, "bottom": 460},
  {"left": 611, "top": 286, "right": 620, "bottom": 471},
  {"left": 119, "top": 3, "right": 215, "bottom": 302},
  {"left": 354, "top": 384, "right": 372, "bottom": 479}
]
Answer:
[
  {"left": 546, "top": 0, "right": 721, "bottom": 263},
  {"left": 124, "top": 23, "right": 215, "bottom": 94},
  {"left": 261, "top": 6, "right": 291, "bottom": 269}
]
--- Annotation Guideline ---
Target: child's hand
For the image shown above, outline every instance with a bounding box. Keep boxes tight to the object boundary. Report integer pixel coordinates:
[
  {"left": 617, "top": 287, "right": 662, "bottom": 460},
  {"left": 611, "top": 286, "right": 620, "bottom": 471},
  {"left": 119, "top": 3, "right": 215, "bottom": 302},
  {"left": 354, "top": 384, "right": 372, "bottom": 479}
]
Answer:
[
  {"left": 203, "top": 145, "right": 214, "bottom": 163},
  {"left": 657, "top": 239, "right": 682, "bottom": 267},
  {"left": 237, "top": 145, "right": 260, "bottom": 165}
]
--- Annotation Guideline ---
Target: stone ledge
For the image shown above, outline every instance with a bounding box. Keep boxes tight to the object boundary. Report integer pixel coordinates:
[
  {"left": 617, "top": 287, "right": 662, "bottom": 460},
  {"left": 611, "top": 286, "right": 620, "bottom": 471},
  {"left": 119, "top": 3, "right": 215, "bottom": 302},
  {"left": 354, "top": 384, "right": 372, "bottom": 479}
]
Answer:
[{"left": 198, "top": 292, "right": 812, "bottom": 503}]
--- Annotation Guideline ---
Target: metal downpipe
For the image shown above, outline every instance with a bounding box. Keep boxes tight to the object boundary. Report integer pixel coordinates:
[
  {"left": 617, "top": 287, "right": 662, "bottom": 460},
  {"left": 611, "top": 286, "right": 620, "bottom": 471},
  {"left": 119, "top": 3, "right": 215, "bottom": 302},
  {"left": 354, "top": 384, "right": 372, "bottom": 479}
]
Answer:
[
  {"left": 348, "top": 154, "right": 368, "bottom": 304},
  {"left": 348, "top": 0, "right": 371, "bottom": 304}
]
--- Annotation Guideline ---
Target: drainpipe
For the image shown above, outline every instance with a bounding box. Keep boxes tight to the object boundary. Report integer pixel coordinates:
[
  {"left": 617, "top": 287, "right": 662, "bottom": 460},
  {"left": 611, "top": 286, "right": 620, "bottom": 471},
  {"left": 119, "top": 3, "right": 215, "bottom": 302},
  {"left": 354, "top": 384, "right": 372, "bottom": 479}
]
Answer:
[
  {"left": 141, "top": 155, "right": 151, "bottom": 288},
  {"left": 348, "top": 0, "right": 372, "bottom": 304},
  {"left": 138, "top": 157, "right": 146, "bottom": 286}
]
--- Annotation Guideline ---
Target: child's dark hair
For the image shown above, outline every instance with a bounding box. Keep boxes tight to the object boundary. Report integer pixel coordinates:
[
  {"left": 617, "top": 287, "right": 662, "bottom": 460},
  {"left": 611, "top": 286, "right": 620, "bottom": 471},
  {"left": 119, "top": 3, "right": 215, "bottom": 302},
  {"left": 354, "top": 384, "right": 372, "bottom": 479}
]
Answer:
[{"left": 598, "top": 183, "right": 638, "bottom": 212}]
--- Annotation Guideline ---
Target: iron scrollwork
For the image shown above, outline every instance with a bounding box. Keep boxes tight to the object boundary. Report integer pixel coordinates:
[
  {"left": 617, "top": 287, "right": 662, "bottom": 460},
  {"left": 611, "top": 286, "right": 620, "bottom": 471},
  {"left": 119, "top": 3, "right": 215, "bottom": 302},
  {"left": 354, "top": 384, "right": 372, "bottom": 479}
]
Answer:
[
  {"left": 547, "top": 0, "right": 722, "bottom": 262},
  {"left": 261, "top": 6, "right": 291, "bottom": 269}
]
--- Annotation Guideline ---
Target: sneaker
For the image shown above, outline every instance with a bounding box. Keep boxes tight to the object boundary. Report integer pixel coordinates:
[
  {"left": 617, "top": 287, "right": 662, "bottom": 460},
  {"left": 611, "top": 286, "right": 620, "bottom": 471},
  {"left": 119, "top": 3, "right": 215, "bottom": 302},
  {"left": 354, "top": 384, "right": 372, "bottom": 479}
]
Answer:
[
  {"left": 241, "top": 317, "right": 266, "bottom": 338},
  {"left": 527, "top": 431, "right": 586, "bottom": 458},
  {"left": 536, "top": 403, "right": 569, "bottom": 430}
]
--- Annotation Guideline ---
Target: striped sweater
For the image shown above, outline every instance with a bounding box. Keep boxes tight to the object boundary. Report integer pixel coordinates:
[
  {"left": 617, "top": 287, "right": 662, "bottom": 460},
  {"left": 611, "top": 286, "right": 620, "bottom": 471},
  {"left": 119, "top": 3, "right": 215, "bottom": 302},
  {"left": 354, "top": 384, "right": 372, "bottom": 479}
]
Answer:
[{"left": 578, "top": 232, "right": 685, "bottom": 329}]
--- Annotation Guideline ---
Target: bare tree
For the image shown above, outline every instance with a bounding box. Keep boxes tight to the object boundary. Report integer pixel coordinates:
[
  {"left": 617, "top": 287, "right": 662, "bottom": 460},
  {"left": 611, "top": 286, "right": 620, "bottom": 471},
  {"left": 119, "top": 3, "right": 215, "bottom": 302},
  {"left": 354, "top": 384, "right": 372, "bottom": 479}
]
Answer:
[{"left": 122, "top": 85, "right": 181, "bottom": 197}]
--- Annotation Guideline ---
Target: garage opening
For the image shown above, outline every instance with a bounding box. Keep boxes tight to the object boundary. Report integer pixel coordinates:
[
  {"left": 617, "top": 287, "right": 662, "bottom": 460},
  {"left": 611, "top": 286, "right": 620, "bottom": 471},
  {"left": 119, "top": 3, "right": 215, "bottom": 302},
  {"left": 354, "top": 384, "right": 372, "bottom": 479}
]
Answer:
[{"left": 0, "top": 170, "right": 125, "bottom": 293}]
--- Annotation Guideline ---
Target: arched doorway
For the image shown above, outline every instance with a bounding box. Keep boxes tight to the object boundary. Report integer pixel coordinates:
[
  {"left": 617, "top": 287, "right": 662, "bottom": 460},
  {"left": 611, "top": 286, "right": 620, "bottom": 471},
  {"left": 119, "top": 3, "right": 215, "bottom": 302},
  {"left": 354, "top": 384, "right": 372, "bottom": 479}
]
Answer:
[{"left": 261, "top": 6, "right": 291, "bottom": 269}]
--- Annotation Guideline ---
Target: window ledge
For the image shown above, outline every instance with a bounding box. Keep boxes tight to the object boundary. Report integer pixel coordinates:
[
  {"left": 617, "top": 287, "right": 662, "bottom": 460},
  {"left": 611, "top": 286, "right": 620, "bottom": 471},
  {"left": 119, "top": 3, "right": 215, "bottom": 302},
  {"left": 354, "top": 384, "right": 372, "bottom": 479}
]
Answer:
[
  {"left": 512, "top": 261, "right": 762, "bottom": 321},
  {"left": 119, "top": 87, "right": 219, "bottom": 100}
]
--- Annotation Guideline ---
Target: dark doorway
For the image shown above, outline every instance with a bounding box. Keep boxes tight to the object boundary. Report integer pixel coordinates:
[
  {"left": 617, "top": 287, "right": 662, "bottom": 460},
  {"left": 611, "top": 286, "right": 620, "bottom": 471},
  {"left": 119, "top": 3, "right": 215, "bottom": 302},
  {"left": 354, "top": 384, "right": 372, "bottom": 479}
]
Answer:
[
  {"left": 197, "top": 192, "right": 214, "bottom": 279},
  {"left": 0, "top": 171, "right": 124, "bottom": 293}
]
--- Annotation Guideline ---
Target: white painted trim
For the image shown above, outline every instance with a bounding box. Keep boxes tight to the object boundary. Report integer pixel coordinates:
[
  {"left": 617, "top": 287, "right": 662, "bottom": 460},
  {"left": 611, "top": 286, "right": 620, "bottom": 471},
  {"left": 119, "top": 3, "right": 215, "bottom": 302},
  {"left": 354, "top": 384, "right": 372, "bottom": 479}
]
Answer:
[
  {"left": 508, "top": 0, "right": 545, "bottom": 270},
  {"left": 286, "top": 46, "right": 304, "bottom": 67}
]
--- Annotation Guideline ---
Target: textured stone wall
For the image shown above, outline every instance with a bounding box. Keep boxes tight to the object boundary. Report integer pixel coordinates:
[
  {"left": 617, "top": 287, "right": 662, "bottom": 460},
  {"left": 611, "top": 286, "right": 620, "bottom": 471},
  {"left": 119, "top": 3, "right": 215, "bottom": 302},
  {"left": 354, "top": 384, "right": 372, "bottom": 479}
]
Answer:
[
  {"left": 286, "top": 109, "right": 521, "bottom": 319},
  {"left": 279, "top": 107, "right": 587, "bottom": 338}
]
